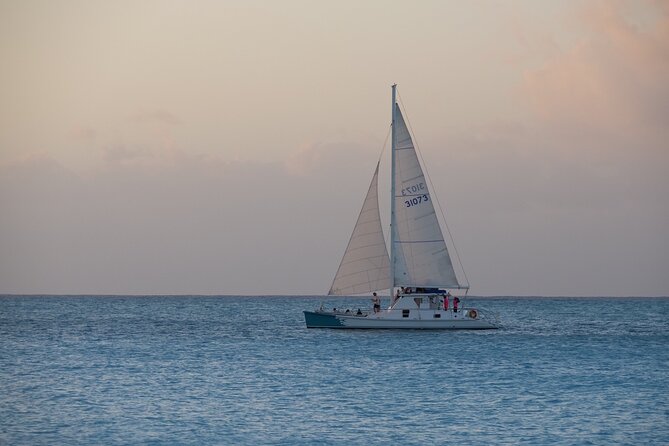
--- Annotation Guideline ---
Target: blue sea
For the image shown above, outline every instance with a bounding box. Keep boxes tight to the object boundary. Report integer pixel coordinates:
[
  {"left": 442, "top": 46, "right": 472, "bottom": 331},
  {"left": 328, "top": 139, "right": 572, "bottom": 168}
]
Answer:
[{"left": 1, "top": 296, "right": 668, "bottom": 445}]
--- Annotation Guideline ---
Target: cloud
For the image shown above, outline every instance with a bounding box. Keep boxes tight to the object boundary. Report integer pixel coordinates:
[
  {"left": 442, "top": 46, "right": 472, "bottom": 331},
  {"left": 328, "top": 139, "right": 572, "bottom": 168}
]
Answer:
[
  {"left": 283, "top": 140, "right": 381, "bottom": 177},
  {"left": 103, "top": 144, "right": 153, "bottom": 164},
  {"left": 428, "top": 3, "right": 669, "bottom": 295},
  {"left": 69, "top": 125, "right": 97, "bottom": 143},
  {"left": 0, "top": 153, "right": 365, "bottom": 294},
  {"left": 131, "top": 109, "right": 181, "bottom": 127},
  {"left": 521, "top": 1, "right": 669, "bottom": 146},
  {"left": 283, "top": 142, "right": 325, "bottom": 176},
  {"left": 505, "top": 1, "right": 669, "bottom": 220}
]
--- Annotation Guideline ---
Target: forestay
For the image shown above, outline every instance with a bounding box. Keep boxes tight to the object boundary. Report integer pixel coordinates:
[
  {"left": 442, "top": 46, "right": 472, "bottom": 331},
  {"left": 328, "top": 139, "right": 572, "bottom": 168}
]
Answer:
[
  {"left": 329, "top": 162, "right": 391, "bottom": 295},
  {"left": 391, "top": 105, "right": 460, "bottom": 288}
]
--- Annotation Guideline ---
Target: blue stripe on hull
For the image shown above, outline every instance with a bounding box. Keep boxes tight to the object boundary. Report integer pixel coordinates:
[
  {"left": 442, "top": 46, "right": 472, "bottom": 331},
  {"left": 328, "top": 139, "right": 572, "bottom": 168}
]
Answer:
[{"left": 303, "top": 311, "right": 346, "bottom": 328}]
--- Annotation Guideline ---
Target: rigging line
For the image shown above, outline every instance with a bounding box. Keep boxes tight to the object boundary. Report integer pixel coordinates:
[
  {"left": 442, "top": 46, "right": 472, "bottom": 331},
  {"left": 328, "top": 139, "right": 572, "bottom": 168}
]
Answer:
[
  {"left": 371, "top": 122, "right": 393, "bottom": 183},
  {"left": 379, "top": 123, "right": 391, "bottom": 161},
  {"left": 396, "top": 90, "right": 471, "bottom": 289}
]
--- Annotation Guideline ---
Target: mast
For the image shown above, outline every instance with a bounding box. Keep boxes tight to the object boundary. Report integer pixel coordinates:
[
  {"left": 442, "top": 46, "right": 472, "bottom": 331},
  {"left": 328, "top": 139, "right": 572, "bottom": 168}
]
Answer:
[{"left": 390, "top": 84, "right": 397, "bottom": 295}]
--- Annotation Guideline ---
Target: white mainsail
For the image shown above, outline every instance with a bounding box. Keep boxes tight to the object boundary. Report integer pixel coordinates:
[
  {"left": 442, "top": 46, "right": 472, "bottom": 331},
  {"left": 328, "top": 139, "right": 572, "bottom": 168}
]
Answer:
[
  {"left": 391, "top": 105, "right": 460, "bottom": 288},
  {"left": 329, "top": 162, "right": 391, "bottom": 295}
]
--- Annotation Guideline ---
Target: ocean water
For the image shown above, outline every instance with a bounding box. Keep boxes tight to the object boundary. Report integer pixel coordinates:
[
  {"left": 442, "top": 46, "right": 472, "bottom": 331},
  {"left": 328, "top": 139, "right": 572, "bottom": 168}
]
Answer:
[{"left": 1, "top": 296, "right": 668, "bottom": 445}]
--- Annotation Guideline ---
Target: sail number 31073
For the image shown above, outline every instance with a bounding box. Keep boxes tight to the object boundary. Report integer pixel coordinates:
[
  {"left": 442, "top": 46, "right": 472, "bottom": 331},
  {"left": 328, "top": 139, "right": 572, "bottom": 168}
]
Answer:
[
  {"left": 402, "top": 182, "right": 429, "bottom": 208},
  {"left": 405, "top": 194, "right": 429, "bottom": 207}
]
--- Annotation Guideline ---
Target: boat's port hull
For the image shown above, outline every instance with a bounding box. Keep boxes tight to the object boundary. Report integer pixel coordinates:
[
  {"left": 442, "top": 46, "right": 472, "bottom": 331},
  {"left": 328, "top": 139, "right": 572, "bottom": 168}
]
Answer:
[{"left": 304, "top": 310, "right": 498, "bottom": 329}]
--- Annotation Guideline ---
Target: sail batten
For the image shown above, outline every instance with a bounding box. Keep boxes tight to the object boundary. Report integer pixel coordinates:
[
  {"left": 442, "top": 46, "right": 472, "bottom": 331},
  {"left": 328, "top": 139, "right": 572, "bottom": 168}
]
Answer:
[{"left": 395, "top": 240, "right": 445, "bottom": 244}]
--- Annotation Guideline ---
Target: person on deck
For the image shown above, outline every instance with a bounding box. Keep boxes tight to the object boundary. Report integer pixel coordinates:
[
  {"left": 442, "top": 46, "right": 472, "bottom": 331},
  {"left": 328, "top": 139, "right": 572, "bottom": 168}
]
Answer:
[
  {"left": 372, "top": 292, "right": 381, "bottom": 313},
  {"left": 453, "top": 296, "right": 460, "bottom": 313},
  {"left": 443, "top": 293, "right": 450, "bottom": 311}
]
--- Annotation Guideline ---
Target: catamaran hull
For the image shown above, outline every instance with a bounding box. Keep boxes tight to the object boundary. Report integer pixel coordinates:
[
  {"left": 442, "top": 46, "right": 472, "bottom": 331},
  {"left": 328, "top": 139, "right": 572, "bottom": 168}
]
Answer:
[{"left": 304, "top": 311, "right": 498, "bottom": 329}]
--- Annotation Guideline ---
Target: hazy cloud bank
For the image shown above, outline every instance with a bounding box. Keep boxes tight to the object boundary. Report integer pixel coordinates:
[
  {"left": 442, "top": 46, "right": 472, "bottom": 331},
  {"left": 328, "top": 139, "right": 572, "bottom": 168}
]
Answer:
[{"left": 1, "top": 1, "right": 667, "bottom": 295}]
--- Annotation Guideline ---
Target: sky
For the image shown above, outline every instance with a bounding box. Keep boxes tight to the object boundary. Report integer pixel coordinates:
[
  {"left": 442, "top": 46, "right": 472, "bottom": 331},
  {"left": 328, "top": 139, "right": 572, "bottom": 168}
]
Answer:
[{"left": 0, "top": 0, "right": 667, "bottom": 296}]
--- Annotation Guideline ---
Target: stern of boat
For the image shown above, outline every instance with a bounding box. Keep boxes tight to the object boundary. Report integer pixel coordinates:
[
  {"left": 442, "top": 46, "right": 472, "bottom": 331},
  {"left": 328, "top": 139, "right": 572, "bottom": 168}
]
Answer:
[
  {"left": 466, "top": 307, "right": 501, "bottom": 329},
  {"left": 303, "top": 310, "right": 346, "bottom": 328}
]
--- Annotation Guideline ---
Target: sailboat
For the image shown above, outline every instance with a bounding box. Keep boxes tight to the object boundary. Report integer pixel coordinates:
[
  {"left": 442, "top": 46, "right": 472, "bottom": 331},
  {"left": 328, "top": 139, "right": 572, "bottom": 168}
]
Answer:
[{"left": 304, "top": 85, "right": 499, "bottom": 329}]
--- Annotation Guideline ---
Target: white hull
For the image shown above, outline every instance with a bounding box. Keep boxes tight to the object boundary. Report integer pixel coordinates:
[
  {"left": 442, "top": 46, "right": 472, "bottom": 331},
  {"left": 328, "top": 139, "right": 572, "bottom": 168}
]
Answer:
[{"left": 305, "top": 307, "right": 499, "bottom": 330}]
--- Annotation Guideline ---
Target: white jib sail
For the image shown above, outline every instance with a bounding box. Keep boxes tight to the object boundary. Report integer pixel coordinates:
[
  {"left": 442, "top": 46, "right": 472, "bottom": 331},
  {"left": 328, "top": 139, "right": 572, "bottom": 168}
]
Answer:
[
  {"left": 392, "top": 105, "right": 460, "bottom": 288},
  {"left": 329, "top": 162, "right": 391, "bottom": 295}
]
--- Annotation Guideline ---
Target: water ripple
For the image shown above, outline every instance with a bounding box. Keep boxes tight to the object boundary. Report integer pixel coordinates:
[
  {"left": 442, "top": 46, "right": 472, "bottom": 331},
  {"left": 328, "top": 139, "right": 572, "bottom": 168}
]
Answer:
[{"left": 1, "top": 295, "right": 668, "bottom": 445}]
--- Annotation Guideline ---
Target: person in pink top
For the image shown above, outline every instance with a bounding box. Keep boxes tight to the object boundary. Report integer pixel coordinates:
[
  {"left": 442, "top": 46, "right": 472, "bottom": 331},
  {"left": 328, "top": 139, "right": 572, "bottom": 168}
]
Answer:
[{"left": 443, "top": 293, "right": 450, "bottom": 311}]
